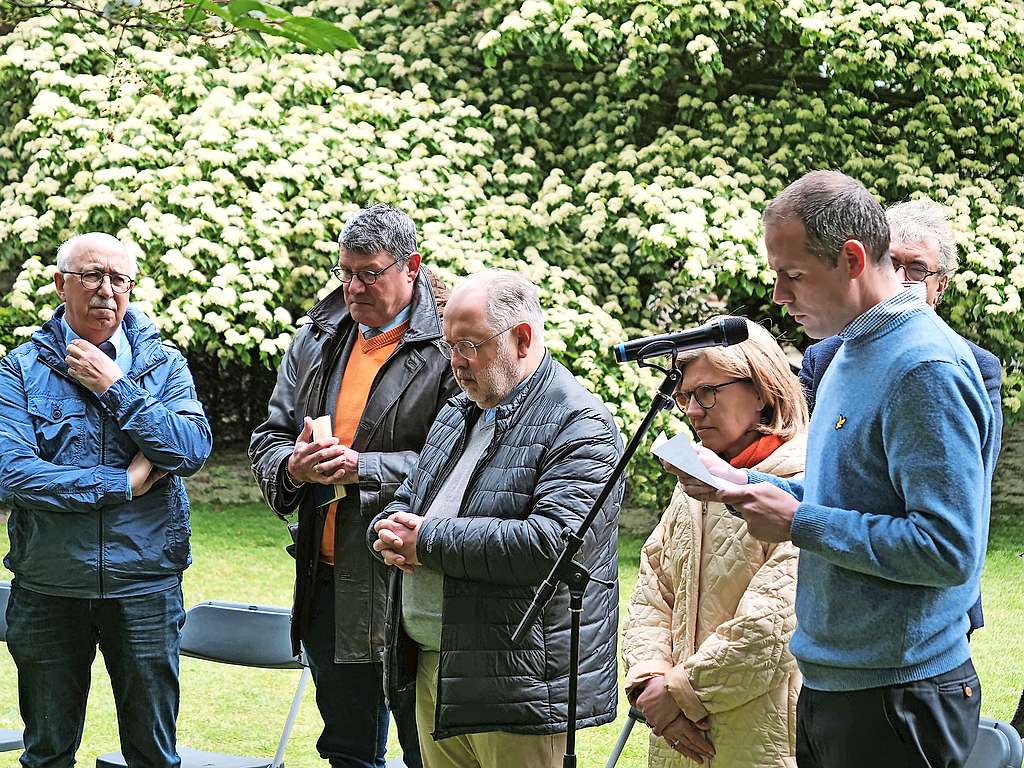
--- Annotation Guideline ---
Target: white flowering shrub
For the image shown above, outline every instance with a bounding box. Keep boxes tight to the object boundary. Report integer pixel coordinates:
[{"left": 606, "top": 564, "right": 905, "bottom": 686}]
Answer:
[
  {"left": 462, "top": 0, "right": 1024, "bottom": 413},
  {"left": 3, "top": 0, "right": 1022, "bottom": 513},
  {"left": 0, "top": 13, "right": 683, "bottom": 510}
]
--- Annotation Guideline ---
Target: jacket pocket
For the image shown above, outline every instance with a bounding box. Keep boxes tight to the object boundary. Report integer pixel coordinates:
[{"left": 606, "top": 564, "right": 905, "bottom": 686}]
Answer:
[{"left": 27, "top": 396, "right": 87, "bottom": 465}]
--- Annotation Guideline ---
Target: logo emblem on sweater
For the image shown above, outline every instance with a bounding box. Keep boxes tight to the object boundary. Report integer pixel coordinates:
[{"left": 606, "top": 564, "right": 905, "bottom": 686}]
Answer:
[{"left": 834, "top": 415, "right": 847, "bottom": 430}]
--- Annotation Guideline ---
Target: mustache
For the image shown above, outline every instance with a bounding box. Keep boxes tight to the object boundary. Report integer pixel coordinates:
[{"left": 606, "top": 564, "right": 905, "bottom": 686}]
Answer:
[{"left": 88, "top": 298, "right": 117, "bottom": 310}]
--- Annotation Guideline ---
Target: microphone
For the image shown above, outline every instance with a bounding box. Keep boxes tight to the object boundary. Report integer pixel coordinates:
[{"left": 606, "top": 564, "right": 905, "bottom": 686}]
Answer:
[{"left": 613, "top": 317, "right": 749, "bottom": 363}]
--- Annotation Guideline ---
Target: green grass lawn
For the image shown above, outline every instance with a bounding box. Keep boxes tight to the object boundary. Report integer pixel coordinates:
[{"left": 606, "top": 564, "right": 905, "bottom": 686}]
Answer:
[{"left": 1, "top": 502, "right": 1021, "bottom": 768}]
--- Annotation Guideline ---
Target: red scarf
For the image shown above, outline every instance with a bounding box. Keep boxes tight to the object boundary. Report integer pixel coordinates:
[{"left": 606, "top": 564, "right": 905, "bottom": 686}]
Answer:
[{"left": 728, "top": 434, "right": 785, "bottom": 469}]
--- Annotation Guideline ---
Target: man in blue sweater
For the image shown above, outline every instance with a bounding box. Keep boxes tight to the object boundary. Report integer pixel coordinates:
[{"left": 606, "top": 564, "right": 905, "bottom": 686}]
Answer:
[
  {"left": 800, "top": 198, "right": 1002, "bottom": 639},
  {"left": 680, "top": 171, "right": 996, "bottom": 768}
]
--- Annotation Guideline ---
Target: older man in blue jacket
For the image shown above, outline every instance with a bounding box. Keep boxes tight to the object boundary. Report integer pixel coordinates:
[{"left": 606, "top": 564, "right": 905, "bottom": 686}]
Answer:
[{"left": 0, "top": 232, "right": 212, "bottom": 768}]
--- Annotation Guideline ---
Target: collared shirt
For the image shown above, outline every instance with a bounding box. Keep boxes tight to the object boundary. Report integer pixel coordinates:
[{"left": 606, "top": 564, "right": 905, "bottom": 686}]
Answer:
[
  {"left": 838, "top": 283, "right": 926, "bottom": 343},
  {"left": 359, "top": 303, "right": 411, "bottom": 340},
  {"left": 62, "top": 316, "right": 133, "bottom": 374}
]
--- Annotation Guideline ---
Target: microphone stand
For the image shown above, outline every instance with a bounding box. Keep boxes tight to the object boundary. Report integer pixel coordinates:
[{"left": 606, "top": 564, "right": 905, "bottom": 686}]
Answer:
[{"left": 512, "top": 353, "right": 682, "bottom": 768}]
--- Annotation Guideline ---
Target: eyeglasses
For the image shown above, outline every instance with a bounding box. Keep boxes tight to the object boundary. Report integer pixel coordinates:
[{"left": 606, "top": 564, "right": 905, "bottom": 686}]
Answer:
[
  {"left": 674, "top": 379, "right": 752, "bottom": 411},
  {"left": 892, "top": 260, "right": 943, "bottom": 282},
  {"left": 330, "top": 255, "right": 405, "bottom": 285},
  {"left": 63, "top": 270, "right": 135, "bottom": 294},
  {"left": 439, "top": 325, "right": 514, "bottom": 360}
]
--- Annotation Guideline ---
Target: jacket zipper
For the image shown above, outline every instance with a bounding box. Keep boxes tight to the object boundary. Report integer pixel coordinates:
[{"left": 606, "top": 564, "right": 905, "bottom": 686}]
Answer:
[
  {"left": 98, "top": 413, "right": 106, "bottom": 598},
  {"left": 417, "top": 414, "right": 470, "bottom": 516},
  {"left": 37, "top": 342, "right": 168, "bottom": 600},
  {"left": 422, "top": 409, "right": 510, "bottom": 738}
]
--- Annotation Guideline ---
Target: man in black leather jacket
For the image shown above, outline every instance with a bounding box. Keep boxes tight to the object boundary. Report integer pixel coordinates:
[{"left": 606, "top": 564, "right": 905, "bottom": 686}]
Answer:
[
  {"left": 368, "top": 269, "right": 623, "bottom": 768},
  {"left": 249, "top": 204, "right": 457, "bottom": 768}
]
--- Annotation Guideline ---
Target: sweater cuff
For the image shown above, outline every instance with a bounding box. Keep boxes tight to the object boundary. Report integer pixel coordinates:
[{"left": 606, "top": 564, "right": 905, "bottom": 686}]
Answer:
[
  {"left": 665, "top": 664, "right": 710, "bottom": 722},
  {"left": 746, "top": 469, "right": 783, "bottom": 487},
  {"left": 98, "top": 375, "right": 140, "bottom": 419},
  {"left": 791, "top": 502, "right": 830, "bottom": 549}
]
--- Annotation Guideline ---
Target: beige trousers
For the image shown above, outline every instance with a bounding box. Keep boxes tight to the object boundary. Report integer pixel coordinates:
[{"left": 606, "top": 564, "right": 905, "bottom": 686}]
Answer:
[{"left": 415, "top": 651, "right": 567, "bottom": 768}]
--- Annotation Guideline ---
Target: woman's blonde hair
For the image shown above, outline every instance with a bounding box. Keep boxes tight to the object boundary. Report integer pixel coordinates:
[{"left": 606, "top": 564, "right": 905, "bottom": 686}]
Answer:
[{"left": 675, "top": 317, "right": 808, "bottom": 440}]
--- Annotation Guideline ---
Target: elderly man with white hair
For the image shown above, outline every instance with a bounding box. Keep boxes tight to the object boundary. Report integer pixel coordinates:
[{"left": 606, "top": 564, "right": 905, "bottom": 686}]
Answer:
[
  {"left": 368, "top": 269, "right": 623, "bottom": 768},
  {"left": 0, "top": 232, "right": 212, "bottom": 768}
]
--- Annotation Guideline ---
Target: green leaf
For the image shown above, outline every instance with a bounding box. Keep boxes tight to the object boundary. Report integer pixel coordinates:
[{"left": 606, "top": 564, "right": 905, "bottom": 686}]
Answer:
[
  {"left": 186, "top": 0, "right": 234, "bottom": 24},
  {"left": 184, "top": 0, "right": 205, "bottom": 28},
  {"left": 275, "top": 16, "right": 360, "bottom": 52},
  {"left": 244, "top": 28, "right": 269, "bottom": 50},
  {"left": 226, "top": 0, "right": 289, "bottom": 22}
]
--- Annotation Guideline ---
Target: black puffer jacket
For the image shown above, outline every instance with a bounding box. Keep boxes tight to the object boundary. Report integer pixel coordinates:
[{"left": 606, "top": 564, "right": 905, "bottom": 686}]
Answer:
[
  {"left": 249, "top": 268, "right": 457, "bottom": 660},
  {"left": 369, "top": 353, "right": 623, "bottom": 738}
]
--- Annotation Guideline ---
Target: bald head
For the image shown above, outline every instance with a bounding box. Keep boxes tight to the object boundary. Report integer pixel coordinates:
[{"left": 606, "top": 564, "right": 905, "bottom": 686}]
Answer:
[{"left": 56, "top": 233, "right": 138, "bottom": 278}]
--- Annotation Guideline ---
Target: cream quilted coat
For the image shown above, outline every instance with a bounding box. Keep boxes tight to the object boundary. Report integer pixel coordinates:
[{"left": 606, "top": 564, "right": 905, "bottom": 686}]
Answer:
[{"left": 622, "top": 434, "right": 806, "bottom": 768}]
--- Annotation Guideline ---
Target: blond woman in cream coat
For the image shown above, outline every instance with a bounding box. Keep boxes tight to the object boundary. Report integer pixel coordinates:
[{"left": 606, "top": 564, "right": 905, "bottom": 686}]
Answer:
[{"left": 622, "top": 318, "right": 808, "bottom": 768}]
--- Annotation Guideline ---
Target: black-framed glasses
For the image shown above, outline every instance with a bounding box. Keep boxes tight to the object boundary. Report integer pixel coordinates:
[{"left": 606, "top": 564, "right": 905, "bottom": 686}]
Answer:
[
  {"left": 892, "top": 260, "right": 943, "bottom": 282},
  {"left": 674, "top": 378, "right": 752, "bottom": 411},
  {"left": 63, "top": 270, "right": 135, "bottom": 294},
  {"left": 330, "top": 255, "right": 405, "bottom": 285},
  {"left": 439, "top": 325, "right": 514, "bottom": 360}
]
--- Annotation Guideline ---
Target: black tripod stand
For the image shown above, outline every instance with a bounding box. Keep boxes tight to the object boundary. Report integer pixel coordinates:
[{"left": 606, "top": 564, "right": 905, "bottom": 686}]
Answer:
[{"left": 512, "top": 357, "right": 682, "bottom": 767}]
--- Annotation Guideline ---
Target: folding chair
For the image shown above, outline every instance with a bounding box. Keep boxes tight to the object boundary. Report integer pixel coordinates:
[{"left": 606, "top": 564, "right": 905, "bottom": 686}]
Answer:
[
  {"left": 965, "top": 717, "right": 1024, "bottom": 768},
  {"left": 0, "top": 581, "right": 26, "bottom": 753},
  {"left": 96, "top": 601, "right": 310, "bottom": 768}
]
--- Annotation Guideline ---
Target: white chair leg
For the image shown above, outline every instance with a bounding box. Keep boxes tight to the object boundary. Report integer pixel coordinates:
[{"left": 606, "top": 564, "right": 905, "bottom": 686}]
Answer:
[{"left": 272, "top": 666, "right": 311, "bottom": 768}]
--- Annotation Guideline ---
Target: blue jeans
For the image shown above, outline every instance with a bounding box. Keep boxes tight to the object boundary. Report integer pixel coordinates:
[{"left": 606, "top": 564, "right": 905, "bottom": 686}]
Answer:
[
  {"left": 303, "top": 567, "right": 421, "bottom": 768},
  {"left": 5, "top": 583, "right": 185, "bottom": 768}
]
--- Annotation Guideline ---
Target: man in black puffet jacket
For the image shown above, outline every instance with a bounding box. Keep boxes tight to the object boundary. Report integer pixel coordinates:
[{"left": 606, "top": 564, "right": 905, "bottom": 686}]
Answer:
[{"left": 369, "top": 269, "right": 623, "bottom": 768}]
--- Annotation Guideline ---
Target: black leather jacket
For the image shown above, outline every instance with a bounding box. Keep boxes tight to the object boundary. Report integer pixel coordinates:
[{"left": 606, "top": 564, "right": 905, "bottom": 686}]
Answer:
[
  {"left": 369, "top": 353, "right": 623, "bottom": 738},
  {"left": 249, "top": 269, "right": 457, "bottom": 660}
]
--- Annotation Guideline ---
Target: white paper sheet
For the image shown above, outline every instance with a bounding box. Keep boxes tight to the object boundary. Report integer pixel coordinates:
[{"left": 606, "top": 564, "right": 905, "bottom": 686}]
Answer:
[{"left": 651, "top": 431, "right": 741, "bottom": 492}]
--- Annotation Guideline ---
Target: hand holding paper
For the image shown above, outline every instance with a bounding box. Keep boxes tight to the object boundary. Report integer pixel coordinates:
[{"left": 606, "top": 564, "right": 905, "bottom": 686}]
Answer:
[
  {"left": 311, "top": 416, "right": 347, "bottom": 505},
  {"left": 652, "top": 432, "right": 745, "bottom": 492}
]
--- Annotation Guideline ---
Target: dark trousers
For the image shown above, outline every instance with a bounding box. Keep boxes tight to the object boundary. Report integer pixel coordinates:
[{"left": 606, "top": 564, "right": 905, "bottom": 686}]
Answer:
[
  {"left": 5, "top": 583, "right": 185, "bottom": 768},
  {"left": 797, "top": 659, "right": 982, "bottom": 768},
  {"left": 303, "top": 567, "right": 421, "bottom": 768}
]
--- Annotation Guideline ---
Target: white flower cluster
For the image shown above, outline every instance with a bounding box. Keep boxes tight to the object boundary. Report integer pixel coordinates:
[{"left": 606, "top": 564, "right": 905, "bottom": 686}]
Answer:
[{"left": 0, "top": 13, "right": 658, "bottom": 440}]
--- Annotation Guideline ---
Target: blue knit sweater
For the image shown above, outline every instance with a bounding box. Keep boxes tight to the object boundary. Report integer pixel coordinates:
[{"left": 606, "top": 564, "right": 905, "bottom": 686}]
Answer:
[{"left": 750, "top": 298, "right": 995, "bottom": 691}]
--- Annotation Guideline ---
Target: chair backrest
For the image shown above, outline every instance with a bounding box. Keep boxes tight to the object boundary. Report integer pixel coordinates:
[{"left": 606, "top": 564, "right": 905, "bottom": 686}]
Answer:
[
  {"left": 965, "top": 717, "right": 1024, "bottom": 768},
  {"left": 180, "top": 601, "right": 301, "bottom": 669},
  {"left": 0, "top": 582, "right": 11, "bottom": 643}
]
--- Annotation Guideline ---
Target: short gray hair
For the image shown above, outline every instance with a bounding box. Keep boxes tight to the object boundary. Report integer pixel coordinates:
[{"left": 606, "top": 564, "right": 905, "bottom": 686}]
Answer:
[
  {"left": 886, "top": 198, "right": 959, "bottom": 274},
  {"left": 763, "top": 170, "right": 890, "bottom": 268},
  {"left": 56, "top": 232, "right": 137, "bottom": 277},
  {"left": 338, "top": 203, "right": 417, "bottom": 263},
  {"left": 453, "top": 270, "right": 545, "bottom": 340}
]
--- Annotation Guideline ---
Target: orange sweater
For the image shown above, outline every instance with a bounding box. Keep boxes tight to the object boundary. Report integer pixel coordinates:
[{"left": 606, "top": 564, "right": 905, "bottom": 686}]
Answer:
[{"left": 321, "top": 322, "right": 408, "bottom": 564}]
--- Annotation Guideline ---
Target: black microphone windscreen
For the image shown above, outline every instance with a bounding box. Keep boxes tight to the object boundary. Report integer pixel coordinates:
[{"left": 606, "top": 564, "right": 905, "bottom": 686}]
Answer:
[{"left": 721, "top": 317, "right": 749, "bottom": 346}]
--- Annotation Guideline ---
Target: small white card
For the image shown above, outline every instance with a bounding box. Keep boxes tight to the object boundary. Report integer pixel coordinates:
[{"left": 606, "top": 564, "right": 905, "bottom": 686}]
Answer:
[
  {"left": 311, "top": 415, "right": 346, "bottom": 504},
  {"left": 651, "top": 431, "right": 741, "bottom": 492}
]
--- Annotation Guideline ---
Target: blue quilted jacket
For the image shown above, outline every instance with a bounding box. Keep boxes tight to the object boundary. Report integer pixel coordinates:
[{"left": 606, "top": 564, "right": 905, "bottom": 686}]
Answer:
[{"left": 0, "top": 305, "right": 212, "bottom": 598}]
